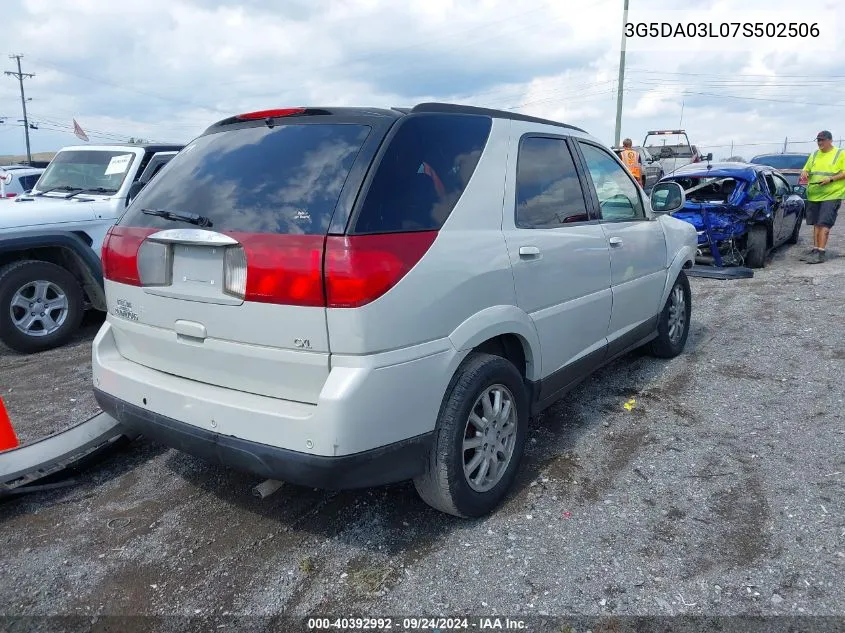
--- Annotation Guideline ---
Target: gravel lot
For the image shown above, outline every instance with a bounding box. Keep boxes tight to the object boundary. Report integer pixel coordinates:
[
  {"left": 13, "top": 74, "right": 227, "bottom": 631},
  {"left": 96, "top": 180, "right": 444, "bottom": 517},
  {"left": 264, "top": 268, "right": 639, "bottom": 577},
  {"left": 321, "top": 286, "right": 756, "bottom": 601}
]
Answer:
[
  {"left": 1, "top": 228, "right": 844, "bottom": 626},
  {"left": 0, "top": 312, "right": 103, "bottom": 446}
]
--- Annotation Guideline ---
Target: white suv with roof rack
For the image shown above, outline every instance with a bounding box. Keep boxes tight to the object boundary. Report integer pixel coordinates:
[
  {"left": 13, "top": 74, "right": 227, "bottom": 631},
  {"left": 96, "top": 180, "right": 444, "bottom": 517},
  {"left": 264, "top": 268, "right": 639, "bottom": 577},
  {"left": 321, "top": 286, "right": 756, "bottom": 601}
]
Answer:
[{"left": 92, "top": 103, "right": 697, "bottom": 518}]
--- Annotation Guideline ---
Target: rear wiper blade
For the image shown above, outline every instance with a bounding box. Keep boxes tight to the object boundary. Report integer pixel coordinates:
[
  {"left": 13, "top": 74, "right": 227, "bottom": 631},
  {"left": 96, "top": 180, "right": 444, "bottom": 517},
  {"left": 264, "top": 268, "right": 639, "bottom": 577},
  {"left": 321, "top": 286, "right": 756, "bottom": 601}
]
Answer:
[
  {"left": 142, "top": 208, "right": 213, "bottom": 227},
  {"left": 67, "top": 187, "right": 117, "bottom": 198}
]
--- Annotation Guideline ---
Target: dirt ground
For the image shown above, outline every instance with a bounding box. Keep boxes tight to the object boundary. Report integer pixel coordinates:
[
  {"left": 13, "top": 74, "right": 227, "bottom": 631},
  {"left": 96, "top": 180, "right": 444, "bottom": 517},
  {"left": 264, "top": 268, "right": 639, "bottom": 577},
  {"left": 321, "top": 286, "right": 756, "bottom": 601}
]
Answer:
[
  {"left": 0, "top": 312, "right": 103, "bottom": 446},
  {"left": 1, "top": 227, "right": 844, "bottom": 628}
]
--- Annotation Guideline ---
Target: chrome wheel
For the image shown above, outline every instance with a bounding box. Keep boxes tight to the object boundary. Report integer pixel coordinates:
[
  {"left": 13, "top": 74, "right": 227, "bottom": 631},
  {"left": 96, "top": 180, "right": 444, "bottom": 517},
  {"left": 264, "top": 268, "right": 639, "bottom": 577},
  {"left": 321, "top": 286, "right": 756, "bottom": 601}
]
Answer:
[
  {"left": 463, "top": 384, "right": 518, "bottom": 493},
  {"left": 9, "top": 280, "right": 69, "bottom": 337},
  {"left": 667, "top": 284, "right": 686, "bottom": 345}
]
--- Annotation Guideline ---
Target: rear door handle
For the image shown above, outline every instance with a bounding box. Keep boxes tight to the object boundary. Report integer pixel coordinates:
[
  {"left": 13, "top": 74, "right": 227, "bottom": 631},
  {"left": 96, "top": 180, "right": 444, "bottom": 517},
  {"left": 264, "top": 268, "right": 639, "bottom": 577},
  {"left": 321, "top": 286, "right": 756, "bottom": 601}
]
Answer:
[
  {"left": 609, "top": 237, "right": 623, "bottom": 247},
  {"left": 519, "top": 246, "right": 541, "bottom": 258}
]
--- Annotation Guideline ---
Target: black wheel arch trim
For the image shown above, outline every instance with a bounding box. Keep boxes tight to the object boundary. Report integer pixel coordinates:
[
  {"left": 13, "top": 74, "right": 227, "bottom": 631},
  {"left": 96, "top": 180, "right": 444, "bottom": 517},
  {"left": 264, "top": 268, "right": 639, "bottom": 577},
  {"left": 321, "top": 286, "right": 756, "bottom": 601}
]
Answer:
[{"left": 0, "top": 230, "right": 105, "bottom": 310}]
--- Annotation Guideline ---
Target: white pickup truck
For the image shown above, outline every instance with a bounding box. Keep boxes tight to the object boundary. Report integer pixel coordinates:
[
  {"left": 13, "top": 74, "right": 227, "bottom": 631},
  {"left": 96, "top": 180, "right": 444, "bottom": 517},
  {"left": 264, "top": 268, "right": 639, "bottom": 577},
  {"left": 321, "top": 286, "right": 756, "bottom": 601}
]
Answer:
[
  {"left": 0, "top": 142, "right": 183, "bottom": 353},
  {"left": 642, "top": 129, "right": 711, "bottom": 177}
]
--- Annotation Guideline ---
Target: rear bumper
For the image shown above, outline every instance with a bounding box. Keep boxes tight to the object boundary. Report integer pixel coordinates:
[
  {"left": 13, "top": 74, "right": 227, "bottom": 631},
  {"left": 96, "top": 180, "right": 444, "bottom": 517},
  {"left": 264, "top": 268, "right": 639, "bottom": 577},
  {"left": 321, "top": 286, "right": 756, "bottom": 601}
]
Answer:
[
  {"left": 92, "top": 319, "right": 460, "bottom": 486},
  {"left": 94, "top": 388, "right": 432, "bottom": 489}
]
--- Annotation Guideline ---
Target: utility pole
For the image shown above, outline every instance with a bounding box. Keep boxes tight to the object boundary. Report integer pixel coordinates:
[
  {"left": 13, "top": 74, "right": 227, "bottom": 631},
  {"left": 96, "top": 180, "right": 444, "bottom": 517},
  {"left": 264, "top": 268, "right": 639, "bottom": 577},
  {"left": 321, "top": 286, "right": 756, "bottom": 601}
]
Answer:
[
  {"left": 613, "top": 0, "right": 629, "bottom": 147},
  {"left": 4, "top": 54, "right": 35, "bottom": 164},
  {"left": 730, "top": 141, "right": 734, "bottom": 157},
  {"left": 783, "top": 136, "right": 788, "bottom": 153}
]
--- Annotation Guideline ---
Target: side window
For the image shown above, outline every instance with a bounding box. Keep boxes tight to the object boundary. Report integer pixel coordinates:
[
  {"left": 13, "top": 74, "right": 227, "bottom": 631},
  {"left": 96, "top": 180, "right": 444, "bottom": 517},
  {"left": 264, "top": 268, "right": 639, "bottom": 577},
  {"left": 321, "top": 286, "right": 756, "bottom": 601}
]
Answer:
[
  {"left": 515, "top": 136, "right": 589, "bottom": 228},
  {"left": 747, "top": 176, "right": 763, "bottom": 198},
  {"left": 577, "top": 142, "right": 645, "bottom": 221},
  {"left": 19, "top": 175, "right": 40, "bottom": 191},
  {"left": 763, "top": 174, "right": 777, "bottom": 197},
  {"left": 353, "top": 113, "right": 492, "bottom": 234},
  {"left": 773, "top": 174, "right": 791, "bottom": 198}
]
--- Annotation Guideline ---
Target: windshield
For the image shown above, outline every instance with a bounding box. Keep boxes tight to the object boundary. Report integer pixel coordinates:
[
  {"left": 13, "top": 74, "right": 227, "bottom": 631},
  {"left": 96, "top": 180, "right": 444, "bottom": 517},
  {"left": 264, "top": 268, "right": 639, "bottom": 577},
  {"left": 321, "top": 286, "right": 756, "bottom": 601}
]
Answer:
[
  {"left": 35, "top": 150, "right": 138, "bottom": 193},
  {"left": 780, "top": 172, "right": 801, "bottom": 186},
  {"left": 749, "top": 154, "right": 808, "bottom": 170}
]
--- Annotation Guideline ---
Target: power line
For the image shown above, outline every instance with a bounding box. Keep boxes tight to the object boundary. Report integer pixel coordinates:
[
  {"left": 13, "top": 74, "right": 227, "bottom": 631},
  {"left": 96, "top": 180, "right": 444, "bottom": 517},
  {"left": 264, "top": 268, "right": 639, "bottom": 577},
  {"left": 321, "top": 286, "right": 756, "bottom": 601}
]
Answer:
[
  {"left": 28, "top": 58, "right": 227, "bottom": 115},
  {"left": 4, "top": 54, "right": 35, "bottom": 163}
]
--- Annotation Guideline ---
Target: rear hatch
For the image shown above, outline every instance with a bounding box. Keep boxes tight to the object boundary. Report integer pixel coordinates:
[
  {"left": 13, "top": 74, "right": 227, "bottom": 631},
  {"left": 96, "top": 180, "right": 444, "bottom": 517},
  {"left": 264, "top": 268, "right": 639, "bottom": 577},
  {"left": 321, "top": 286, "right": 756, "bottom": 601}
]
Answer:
[{"left": 100, "top": 110, "right": 391, "bottom": 403}]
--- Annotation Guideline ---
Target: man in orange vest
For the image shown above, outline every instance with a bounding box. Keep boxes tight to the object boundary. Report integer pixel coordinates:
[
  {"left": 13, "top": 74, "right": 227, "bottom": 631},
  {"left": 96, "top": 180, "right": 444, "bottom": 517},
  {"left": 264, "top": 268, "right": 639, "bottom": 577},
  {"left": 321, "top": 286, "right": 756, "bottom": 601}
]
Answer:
[{"left": 619, "top": 138, "right": 643, "bottom": 186}]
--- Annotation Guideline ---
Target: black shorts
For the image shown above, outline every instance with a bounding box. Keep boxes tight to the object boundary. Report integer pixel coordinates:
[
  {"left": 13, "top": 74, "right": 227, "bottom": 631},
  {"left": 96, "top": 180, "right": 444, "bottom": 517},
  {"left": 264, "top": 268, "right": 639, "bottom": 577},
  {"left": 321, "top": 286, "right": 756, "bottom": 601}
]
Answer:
[{"left": 805, "top": 199, "right": 841, "bottom": 227}]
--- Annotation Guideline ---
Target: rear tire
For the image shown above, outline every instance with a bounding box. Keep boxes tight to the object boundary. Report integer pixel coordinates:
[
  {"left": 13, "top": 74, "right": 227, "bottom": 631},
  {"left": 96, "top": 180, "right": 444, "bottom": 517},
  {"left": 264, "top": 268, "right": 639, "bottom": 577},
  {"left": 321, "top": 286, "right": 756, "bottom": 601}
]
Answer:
[
  {"left": 414, "top": 353, "right": 528, "bottom": 518},
  {"left": 745, "top": 225, "right": 768, "bottom": 268},
  {"left": 648, "top": 270, "right": 691, "bottom": 359},
  {"left": 786, "top": 211, "right": 803, "bottom": 245},
  {"left": 0, "top": 260, "right": 84, "bottom": 353}
]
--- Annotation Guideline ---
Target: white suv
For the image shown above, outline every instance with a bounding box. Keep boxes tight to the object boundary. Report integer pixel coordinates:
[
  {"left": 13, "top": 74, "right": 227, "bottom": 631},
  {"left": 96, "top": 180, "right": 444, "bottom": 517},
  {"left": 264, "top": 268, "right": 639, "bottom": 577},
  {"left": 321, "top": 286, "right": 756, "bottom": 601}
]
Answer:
[
  {"left": 0, "top": 166, "right": 45, "bottom": 199},
  {"left": 92, "top": 103, "right": 696, "bottom": 518}
]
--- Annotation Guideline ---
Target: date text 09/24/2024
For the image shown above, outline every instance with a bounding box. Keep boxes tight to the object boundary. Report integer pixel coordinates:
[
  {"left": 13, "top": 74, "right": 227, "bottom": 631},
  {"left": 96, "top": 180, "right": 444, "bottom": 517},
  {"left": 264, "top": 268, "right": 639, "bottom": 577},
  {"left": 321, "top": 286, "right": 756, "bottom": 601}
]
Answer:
[
  {"left": 625, "top": 22, "right": 819, "bottom": 38},
  {"left": 306, "top": 617, "right": 527, "bottom": 630}
]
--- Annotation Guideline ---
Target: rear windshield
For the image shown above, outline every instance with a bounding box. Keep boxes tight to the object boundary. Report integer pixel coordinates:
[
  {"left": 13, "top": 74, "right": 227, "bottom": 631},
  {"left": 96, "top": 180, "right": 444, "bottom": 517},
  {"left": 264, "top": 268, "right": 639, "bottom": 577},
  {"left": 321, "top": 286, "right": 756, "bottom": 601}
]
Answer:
[
  {"left": 750, "top": 154, "right": 808, "bottom": 170},
  {"left": 121, "top": 123, "right": 371, "bottom": 234},
  {"left": 351, "top": 113, "right": 492, "bottom": 233},
  {"left": 645, "top": 143, "right": 694, "bottom": 158}
]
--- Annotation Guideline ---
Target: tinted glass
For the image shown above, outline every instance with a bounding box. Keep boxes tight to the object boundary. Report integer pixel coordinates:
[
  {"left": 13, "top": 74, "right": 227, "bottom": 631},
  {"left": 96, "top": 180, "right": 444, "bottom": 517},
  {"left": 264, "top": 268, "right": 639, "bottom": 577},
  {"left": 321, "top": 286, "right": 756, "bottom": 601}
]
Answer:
[
  {"left": 578, "top": 142, "right": 645, "bottom": 221},
  {"left": 121, "top": 124, "right": 371, "bottom": 234},
  {"left": 37, "top": 150, "right": 137, "bottom": 193},
  {"left": 773, "top": 174, "right": 792, "bottom": 196},
  {"left": 19, "top": 175, "right": 40, "bottom": 191},
  {"left": 352, "top": 113, "right": 491, "bottom": 233},
  {"left": 750, "top": 154, "right": 808, "bottom": 170},
  {"left": 645, "top": 143, "right": 693, "bottom": 158},
  {"left": 781, "top": 172, "right": 800, "bottom": 187},
  {"left": 764, "top": 174, "right": 777, "bottom": 196},
  {"left": 515, "top": 137, "right": 589, "bottom": 228}
]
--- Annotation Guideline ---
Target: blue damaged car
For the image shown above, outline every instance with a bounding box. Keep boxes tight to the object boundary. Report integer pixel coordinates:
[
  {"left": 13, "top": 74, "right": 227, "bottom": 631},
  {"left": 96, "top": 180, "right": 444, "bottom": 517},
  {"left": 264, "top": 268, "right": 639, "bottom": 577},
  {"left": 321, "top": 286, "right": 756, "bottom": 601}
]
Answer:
[{"left": 655, "top": 161, "right": 805, "bottom": 269}]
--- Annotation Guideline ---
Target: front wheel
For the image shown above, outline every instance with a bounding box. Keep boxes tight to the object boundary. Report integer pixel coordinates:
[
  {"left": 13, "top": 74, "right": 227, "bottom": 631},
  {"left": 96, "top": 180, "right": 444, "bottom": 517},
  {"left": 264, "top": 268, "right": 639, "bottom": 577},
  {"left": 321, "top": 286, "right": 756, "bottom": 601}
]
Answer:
[
  {"left": 414, "top": 353, "right": 529, "bottom": 518},
  {"left": 648, "top": 270, "right": 691, "bottom": 359},
  {"left": 0, "top": 260, "right": 85, "bottom": 353}
]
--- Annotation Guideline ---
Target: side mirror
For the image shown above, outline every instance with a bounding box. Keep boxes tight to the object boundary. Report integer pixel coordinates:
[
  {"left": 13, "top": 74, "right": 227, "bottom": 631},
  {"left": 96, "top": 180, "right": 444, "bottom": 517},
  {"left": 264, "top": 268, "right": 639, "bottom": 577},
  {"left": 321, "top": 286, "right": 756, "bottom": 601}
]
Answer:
[
  {"left": 126, "top": 180, "right": 145, "bottom": 205},
  {"left": 705, "top": 153, "right": 713, "bottom": 161},
  {"left": 650, "top": 181, "right": 685, "bottom": 214},
  {"left": 792, "top": 185, "right": 806, "bottom": 195}
]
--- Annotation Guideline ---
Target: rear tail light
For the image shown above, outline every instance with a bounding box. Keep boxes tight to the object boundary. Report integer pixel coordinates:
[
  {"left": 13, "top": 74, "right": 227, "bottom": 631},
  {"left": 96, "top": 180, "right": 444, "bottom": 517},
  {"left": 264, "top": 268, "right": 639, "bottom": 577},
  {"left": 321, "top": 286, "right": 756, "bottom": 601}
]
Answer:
[
  {"left": 4, "top": 193, "right": 16, "bottom": 199},
  {"left": 230, "top": 233, "right": 325, "bottom": 306},
  {"left": 137, "top": 241, "right": 172, "bottom": 287},
  {"left": 101, "top": 226, "right": 157, "bottom": 285},
  {"left": 223, "top": 246, "right": 247, "bottom": 299},
  {"left": 325, "top": 231, "right": 438, "bottom": 308},
  {"left": 102, "top": 227, "right": 438, "bottom": 308}
]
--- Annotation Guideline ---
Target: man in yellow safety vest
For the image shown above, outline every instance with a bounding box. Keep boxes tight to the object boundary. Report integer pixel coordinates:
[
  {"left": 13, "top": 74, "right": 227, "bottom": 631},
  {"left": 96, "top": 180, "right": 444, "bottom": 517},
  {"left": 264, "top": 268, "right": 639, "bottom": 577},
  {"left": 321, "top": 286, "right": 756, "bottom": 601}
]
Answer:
[
  {"left": 799, "top": 130, "right": 845, "bottom": 264},
  {"left": 619, "top": 138, "right": 643, "bottom": 186}
]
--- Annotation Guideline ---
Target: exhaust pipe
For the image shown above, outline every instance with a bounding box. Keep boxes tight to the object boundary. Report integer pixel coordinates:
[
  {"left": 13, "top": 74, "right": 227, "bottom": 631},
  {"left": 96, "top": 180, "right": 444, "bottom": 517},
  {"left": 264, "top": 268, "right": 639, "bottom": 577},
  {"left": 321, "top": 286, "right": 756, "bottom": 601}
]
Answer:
[{"left": 252, "top": 479, "right": 284, "bottom": 499}]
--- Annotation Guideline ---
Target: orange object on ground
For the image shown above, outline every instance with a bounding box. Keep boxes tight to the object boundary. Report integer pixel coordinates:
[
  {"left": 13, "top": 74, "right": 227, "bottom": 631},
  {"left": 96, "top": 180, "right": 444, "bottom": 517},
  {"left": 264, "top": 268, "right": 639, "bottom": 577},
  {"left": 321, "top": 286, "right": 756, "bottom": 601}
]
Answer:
[{"left": 0, "top": 396, "right": 18, "bottom": 451}]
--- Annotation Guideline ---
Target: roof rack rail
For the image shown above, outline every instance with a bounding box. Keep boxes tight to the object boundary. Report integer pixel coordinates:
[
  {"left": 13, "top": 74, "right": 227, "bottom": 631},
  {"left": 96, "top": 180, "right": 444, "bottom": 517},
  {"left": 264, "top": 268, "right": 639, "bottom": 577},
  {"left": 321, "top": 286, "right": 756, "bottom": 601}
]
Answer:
[{"left": 410, "top": 102, "right": 587, "bottom": 133}]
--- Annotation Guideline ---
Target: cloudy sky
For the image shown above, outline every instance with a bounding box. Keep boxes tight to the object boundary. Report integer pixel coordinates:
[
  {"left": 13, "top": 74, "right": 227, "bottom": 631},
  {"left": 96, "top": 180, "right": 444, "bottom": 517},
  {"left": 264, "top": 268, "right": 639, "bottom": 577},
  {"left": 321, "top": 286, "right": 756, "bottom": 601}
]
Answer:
[{"left": 1, "top": 0, "right": 842, "bottom": 160}]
